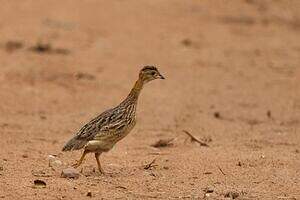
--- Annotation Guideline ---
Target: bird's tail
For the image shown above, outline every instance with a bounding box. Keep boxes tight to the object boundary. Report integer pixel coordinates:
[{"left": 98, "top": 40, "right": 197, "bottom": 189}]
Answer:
[{"left": 62, "top": 137, "right": 87, "bottom": 151}]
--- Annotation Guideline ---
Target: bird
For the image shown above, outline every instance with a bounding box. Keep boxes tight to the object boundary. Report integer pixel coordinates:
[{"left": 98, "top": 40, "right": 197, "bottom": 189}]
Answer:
[{"left": 62, "top": 66, "right": 165, "bottom": 173}]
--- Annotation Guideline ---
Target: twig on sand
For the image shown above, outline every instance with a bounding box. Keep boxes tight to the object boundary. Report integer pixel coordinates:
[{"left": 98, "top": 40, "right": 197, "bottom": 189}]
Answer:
[
  {"left": 217, "top": 165, "right": 226, "bottom": 175},
  {"left": 144, "top": 158, "right": 158, "bottom": 170},
  {"left": 182, "top": 130, "right": 209, "bottom": 147}
]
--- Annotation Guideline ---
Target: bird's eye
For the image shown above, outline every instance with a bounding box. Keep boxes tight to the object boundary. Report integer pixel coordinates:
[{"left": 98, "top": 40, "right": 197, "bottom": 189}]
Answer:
[{"left": 151, "top": 71, "right": 156, "bottom": 76}]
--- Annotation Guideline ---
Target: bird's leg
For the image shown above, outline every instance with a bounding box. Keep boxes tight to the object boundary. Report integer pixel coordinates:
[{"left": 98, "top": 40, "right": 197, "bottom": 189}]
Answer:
[
  {"left": 95, "top": 152, "right": 104, "bottom": 174},
  {"left": 72, "top": 149, "right": 89, "bottom": 168}
]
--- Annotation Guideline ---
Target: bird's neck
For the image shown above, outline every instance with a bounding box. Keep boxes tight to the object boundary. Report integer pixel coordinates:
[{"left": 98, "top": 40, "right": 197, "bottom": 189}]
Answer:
[{"left": 121, "top": 78, "right": 144, "bottom": 105}]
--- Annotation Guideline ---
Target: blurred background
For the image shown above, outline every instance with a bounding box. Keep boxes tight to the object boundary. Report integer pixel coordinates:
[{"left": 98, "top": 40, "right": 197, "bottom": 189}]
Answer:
[{"left": 0, "top": 1, "right": 299, "bottom": 199}]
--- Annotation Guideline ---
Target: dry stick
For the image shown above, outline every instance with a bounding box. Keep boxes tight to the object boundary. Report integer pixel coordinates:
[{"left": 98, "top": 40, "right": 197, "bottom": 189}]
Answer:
[
  {"left": 217, "top": 165, "right": 226, "bottom": 175},
  {"left": 144, "top": 158, "right": 158, "bottom": 170},
  {"left": 182, "top": 130, "right": 209, "bottom": 147}
]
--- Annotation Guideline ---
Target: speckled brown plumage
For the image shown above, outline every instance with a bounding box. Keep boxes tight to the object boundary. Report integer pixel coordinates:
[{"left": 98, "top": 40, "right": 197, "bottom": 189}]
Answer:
[{"left": 62, "top": 66, "right": 165, "bottom": 173}]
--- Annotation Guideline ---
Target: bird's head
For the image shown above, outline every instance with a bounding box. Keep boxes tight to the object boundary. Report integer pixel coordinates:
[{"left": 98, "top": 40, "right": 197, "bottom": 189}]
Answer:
[{"left": 139, "top": 66, "right": 165, "bottom": 83}]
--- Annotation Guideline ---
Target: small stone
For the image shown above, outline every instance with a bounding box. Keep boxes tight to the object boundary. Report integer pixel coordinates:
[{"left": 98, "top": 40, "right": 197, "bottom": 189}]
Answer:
[
  {"left": 203, "top": 186, "right": 214, "bottom": 197},
  {"left": 205, "top": 193, "right": 210, "bottom": 197},
  {"left": 22, "top": 154, "right": 28, "bottom": 158},
  {"left": 224, "top": 191, "right": 239, "bottom": 199},
  {"left": 51, "top": 160, "right": 62, "bottom": 167},
  {"left": 61, "top": 167, "right": 80, "bottom": 179},
  {"left": 86, "top": 191, "right": 92, "bottom": 197},
  {"left": 205, "top": 188, "right": 214, "bottom": 193},
  {"left": 48, "top": 155, "right": 56, "bottom": 161},
  {"left": 48, "top": 155, "right": 63, "bottom": 167},
  {"left": 214, "top": 112, "right": 221, "bottom": 119}
]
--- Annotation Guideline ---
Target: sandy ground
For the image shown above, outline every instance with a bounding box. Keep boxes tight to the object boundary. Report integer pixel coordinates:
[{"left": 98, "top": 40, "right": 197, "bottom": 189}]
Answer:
[{"left": 0, "top": 0, "right": 300, "bottom": 199}]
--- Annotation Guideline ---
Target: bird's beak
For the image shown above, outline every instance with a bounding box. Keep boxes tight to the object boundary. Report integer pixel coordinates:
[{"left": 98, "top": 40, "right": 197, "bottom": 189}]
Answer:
[{"left": 158, "top": 73, "right": 165, "bottom": 79}]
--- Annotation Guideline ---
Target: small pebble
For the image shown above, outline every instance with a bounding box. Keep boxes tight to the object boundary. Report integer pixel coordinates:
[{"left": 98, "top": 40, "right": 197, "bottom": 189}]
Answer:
[
  {"left": 48, "top": 155, "right": 62, "bottom": 167},
  {"left": 48, "top": 155, "right": 56, "bottom": 161},
  {"left": 205, "top": 188, "right": 214, "bottom": 193},
  {"left": 86, "top": 191, "right": 92, "bottom": 197},
  {"left": 61, "top": 167, "right": 80, "bottom": 179},
  {"left": 51, "top": 160, "right": 62, "bottom": 167},
  {"left": 204, "top": 187, "right": 214, "bottom": 197},
  {"left": 214, "top": 112, "right": 221, "bottom": 119},
  {"left": 224, "top": 191, "right": 239, "bottom": 199}
]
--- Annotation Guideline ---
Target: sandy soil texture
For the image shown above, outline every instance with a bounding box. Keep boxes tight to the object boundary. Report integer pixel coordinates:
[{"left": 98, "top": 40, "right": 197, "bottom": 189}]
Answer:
[{"left": 0, "top": 0, "right": 300, "bottom": 199}]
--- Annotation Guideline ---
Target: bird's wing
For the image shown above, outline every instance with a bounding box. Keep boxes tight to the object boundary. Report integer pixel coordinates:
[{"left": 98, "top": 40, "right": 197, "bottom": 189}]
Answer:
[
  {"left": 95, "top": 118, "right": 128, "bottom": 138},
  {"left": 75, "top": 107, "right": 126, "bottom": 141}
]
